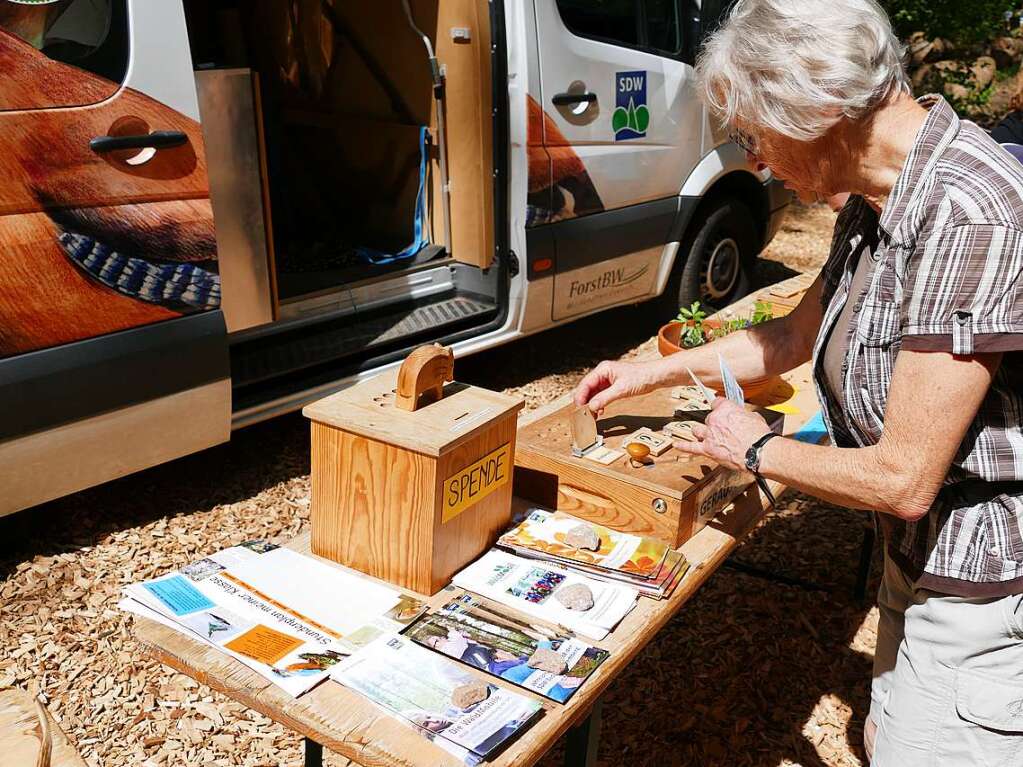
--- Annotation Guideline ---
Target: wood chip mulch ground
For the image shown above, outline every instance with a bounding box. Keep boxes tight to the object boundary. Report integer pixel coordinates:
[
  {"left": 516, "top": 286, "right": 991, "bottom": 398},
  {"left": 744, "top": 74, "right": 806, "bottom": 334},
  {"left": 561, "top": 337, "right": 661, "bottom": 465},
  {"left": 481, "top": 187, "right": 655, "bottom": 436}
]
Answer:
[{"left": 1, "top": 203, "right": 880, "bottom": 767}]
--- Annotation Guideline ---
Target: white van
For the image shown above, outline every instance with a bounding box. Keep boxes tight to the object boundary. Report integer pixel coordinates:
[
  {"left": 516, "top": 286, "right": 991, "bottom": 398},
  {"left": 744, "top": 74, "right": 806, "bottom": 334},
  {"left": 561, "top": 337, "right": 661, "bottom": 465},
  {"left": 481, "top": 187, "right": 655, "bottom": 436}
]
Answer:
[{"left": 0, "top": 0, "right": 788, "bottom": 516}]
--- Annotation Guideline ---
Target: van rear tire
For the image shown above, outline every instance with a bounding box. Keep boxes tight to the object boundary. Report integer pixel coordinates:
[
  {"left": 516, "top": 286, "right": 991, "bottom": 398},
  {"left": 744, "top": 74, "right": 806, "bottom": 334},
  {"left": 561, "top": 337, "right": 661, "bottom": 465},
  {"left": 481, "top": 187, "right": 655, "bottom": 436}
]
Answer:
[{"left": 656, "top": 197, "right": 758, "bottom": 322}]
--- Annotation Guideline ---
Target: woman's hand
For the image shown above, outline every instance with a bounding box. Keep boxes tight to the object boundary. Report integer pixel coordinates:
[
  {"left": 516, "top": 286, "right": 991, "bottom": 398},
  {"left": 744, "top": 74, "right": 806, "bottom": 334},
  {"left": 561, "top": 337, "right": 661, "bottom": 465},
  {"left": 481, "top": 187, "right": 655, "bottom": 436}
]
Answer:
[
  {"left": 674, "top": 397, "right": 772, "bottom": 470},
  {"left": 573, "top": 359, "right": 662, "bottom": 413}
]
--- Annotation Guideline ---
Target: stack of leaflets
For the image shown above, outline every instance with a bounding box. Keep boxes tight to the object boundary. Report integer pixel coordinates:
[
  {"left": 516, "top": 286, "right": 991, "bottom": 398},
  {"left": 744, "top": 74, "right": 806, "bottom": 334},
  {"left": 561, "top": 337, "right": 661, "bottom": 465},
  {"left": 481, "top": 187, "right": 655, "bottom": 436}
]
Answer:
[
  {"left": 497, "top": 509, "right": 690, "bottom": 599},
  {"left": 451, "top": 550, "right": 637, "bottom": 640},
  {"left": 119, "top": 542, "right": 426, "bottom": 697},
  {"left": 405, "top": 594, "right": 609, "bottom": 703},
  {"left": 331, "top": 633, "right": 541, "bottom": 765}
]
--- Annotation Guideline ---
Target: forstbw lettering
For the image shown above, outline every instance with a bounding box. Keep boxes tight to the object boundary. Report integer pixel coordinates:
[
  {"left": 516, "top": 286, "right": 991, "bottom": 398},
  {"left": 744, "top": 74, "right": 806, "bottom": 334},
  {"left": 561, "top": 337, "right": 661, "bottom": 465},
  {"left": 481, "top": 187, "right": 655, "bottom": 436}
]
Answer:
[{"left": 569, "top": 268, "right": 626, "bottom": 298}]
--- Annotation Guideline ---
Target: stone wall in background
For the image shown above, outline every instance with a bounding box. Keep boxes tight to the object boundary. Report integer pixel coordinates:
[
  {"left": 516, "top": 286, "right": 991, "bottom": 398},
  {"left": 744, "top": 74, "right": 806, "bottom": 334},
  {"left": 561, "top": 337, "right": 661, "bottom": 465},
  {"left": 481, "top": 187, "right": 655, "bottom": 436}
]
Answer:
[{"left": 905, "top": 31, "right": 1023, "bottom": 126}]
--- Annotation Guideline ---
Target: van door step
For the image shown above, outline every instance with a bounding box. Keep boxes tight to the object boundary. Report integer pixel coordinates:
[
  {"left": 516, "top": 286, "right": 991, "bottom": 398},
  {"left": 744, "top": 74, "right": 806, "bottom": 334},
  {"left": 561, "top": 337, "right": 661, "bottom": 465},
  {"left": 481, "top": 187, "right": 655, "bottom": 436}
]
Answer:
[
  {"left": 231, "top": 292, "right": 496, "bottom": 388},
  {"left": 372, "top": 296, "right": 489, "bottom": 343}
]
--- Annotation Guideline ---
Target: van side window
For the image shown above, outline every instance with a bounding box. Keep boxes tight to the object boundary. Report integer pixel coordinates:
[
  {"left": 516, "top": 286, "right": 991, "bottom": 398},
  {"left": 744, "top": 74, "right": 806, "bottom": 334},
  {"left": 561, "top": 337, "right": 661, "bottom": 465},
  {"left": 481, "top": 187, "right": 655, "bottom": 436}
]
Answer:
[
  {"left": 556, "top": 0, "right": 682, "bottom": 57},
  {"left": 645, "top": 0, "right": 681, "bottom": 54},
  {"left": 0, "top": 0, "right": 129, "bottom": 111},
  {"left": 677, "top": 0, "right": 734, "bottom": 63},
  {"left": 699, "top": 0, "right": 735, "bottom": 37}
]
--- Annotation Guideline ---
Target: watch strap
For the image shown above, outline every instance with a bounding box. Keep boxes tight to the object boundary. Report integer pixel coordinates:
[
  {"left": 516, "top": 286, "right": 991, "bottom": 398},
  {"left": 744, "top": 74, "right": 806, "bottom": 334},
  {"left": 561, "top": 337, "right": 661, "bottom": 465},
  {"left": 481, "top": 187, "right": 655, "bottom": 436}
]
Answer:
[
  {"left": 746, "top": 431, "right": 780, "bottom": 473},
  {"left": 746, "top": 432, "right": 780, "bottom": 508}
]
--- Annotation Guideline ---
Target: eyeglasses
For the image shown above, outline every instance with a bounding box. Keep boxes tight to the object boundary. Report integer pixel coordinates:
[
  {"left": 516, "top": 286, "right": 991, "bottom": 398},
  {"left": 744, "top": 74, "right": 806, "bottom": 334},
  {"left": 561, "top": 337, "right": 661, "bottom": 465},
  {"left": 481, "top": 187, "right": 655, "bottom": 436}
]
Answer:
[{"left": 728, "top": 127, "right": 759, "bottom": 157}]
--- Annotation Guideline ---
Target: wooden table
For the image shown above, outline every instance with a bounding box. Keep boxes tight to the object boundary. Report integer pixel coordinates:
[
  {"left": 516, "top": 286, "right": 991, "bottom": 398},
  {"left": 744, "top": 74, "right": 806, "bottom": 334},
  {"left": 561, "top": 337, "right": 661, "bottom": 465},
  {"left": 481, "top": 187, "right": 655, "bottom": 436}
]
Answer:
[{"left": 134, "top": 275, "right": 822, "bottom": 767}]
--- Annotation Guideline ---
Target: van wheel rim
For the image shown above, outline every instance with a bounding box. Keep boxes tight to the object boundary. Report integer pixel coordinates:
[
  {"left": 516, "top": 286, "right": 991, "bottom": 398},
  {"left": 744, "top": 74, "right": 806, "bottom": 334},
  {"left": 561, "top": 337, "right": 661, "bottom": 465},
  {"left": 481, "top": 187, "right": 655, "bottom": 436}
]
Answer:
[{"left": 700, "top": 237, "right": 740, "bottom": 302}]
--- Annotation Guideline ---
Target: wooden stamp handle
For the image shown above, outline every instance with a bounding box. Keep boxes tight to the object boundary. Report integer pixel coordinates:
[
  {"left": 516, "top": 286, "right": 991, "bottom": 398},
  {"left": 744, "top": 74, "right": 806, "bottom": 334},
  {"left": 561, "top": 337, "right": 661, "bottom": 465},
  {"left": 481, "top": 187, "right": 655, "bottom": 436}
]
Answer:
[{"left": 395, "top": 344, "right": 455, "bottom": 411}]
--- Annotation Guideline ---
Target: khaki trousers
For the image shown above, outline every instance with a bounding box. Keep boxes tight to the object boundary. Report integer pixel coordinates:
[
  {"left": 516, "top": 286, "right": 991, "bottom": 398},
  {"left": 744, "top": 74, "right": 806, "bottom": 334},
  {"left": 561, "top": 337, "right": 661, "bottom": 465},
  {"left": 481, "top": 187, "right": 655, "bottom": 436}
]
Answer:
[{"left": 870, "top": 554, "right": 1023, "bottom": 766}]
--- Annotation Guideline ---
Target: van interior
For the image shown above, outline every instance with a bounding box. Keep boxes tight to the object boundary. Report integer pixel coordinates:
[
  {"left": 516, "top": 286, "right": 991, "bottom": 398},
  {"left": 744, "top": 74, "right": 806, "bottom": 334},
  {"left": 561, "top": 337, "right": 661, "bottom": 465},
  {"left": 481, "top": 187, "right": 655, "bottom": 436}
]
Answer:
[{"left": 181, "top": 0, "right": 505, "bottom": 410}]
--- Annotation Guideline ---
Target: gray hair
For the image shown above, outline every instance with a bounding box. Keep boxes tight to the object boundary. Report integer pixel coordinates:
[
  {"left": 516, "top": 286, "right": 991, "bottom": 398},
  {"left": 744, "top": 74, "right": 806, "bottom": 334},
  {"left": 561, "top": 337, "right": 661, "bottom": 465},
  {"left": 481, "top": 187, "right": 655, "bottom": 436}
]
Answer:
[{"left": 696, "top": 0, "right": 911, "bottom": 141}]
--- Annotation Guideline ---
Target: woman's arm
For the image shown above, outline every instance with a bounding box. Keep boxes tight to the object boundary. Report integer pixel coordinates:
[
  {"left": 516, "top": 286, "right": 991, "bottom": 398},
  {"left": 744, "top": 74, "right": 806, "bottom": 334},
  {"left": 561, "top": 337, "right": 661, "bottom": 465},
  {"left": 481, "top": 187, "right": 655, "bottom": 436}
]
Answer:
[
  {"left": 678, "top": 349, "right": 1002, "bottom": 520},
  {"left": 659, "top": 276, "right": 824, "bottom": 388},
  {"left": 574, "top": 276, "right": 825, "bottom": 412}
]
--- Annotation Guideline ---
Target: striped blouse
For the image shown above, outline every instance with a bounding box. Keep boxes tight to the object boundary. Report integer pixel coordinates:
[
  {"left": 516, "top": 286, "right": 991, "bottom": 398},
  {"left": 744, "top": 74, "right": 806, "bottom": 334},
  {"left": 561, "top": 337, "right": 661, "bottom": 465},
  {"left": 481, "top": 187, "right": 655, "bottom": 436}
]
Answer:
[{"left": 815, "top": 96, "right": 1023, "bottom": 596}]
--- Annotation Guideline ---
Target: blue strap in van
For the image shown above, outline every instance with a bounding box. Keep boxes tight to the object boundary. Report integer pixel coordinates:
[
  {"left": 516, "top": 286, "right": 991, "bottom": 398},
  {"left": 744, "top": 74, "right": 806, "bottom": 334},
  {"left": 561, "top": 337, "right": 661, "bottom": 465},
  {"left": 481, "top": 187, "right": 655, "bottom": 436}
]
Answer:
[{"left": 354, "top": 126, "right": 431, "bottom": 265}]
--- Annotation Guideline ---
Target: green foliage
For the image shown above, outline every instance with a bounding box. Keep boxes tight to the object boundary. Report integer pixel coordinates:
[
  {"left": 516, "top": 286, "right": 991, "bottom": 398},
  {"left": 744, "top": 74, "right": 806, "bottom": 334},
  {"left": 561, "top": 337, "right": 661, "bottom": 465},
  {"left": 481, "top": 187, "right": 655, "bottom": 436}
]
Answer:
[
  {"left": 879, "top": 0, "right": 1015, "bottom": 47},
  {"left": 940, "top": 62, "right": 997, "bottom": 109},
  {"left": 675, "top": 301, "right": 706, "bottom": 325},
  {"left": 711, "top": 301, "right": 774, "bottom": 339},
  {"left": 682, "top": 325, "right": 706, "bottom": 348},
  {"left": 997, "top": 62, "right": 1021, "bottom": 81},
  {"left": 673, "top": 300, "right": 774, "bottom": 349},
  {"left": 751, "top": 300, "right": 774, "bottom": 325},
  {"left": 674, "top": 301, "right": 708, "bottom": 348}
]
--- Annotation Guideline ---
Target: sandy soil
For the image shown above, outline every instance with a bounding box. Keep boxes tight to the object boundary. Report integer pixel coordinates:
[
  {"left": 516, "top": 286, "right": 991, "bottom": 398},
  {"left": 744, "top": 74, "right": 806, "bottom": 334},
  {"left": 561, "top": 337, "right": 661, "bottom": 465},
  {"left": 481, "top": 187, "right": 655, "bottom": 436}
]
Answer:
[{"left": 0, "top": 202, "right": 878, "bottom": 767}]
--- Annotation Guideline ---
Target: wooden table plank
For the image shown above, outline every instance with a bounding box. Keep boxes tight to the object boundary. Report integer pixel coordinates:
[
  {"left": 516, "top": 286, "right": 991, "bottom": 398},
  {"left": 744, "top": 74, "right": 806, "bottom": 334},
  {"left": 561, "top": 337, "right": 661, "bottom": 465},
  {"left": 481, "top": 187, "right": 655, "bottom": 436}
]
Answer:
[{"left": 134, "top": 273, "right": 819, "bottom": 767}]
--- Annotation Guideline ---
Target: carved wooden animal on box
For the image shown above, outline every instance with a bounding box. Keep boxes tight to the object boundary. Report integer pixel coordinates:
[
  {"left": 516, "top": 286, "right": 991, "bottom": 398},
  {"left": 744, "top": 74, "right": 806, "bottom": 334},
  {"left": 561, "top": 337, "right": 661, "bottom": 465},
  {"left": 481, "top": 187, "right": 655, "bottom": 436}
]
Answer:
[{"left": 395, "top": 344, "right": 455, "bottom": 411}]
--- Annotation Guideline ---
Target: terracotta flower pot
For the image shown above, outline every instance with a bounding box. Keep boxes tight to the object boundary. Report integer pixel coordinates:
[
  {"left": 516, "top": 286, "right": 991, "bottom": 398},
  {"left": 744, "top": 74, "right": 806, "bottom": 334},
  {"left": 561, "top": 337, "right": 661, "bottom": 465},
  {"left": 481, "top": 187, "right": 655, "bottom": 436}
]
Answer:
[
  {"left": 657, "top": 320, "right": 778, "bottom": 401},
  {"left": 657, "top": 319, "right": 721, "bottom": 356}
]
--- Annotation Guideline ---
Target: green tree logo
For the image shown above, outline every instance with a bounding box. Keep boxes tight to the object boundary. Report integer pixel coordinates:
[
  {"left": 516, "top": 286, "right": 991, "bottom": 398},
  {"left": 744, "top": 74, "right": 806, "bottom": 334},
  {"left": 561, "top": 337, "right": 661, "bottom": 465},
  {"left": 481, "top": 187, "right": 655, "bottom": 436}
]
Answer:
[{"left": 612, "top": 97, "right": 649, "bottom": 138}]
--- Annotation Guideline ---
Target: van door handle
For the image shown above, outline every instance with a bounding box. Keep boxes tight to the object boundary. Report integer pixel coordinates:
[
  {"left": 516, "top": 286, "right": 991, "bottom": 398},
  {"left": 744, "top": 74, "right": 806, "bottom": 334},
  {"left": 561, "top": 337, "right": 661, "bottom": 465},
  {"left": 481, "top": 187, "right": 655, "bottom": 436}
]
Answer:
[
  {"left": 89, "top": 130, "right": 188, "bottom": 154},
  {"left": 552, "top": 92, "right": 597, "bottom": 106}
]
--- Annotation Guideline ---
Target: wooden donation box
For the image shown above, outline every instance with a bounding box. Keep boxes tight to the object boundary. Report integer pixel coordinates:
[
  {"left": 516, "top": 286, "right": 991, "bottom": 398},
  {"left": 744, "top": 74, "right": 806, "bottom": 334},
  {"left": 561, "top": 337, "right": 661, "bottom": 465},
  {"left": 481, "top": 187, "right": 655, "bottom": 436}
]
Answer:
[
  {"left": 514, "top": 388, "right": 783, "bottom": 548},
  {"left": 303, "top": 346, "right": 525, "bottom": 595}
]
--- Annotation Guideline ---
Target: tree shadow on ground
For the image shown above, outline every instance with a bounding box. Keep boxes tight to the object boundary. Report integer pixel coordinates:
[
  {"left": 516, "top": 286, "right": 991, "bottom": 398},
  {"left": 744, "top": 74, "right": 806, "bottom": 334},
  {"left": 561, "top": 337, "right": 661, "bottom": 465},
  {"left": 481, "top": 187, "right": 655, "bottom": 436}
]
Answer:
[
  {"left": 458, "top": 302, "right": 660, "bottom": 394},
  {"left": 0, "top": 412, "right": 310, "bottom": 580},
  {"left": 458, "top": 259, "right": 804, "bottom": 396},
  {"left": 755, "top": 258, "right": 802, "bottom": 288}
]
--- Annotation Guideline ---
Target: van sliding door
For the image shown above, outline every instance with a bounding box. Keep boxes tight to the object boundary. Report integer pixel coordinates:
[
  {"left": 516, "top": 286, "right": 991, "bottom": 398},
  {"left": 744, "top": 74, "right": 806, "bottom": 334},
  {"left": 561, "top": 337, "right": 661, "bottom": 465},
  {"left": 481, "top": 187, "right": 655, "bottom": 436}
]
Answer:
[
  {"left": 0, "top": 0, "right": 230, "bottom": 516},
  {"left": 531, "top": 0, "right": 703, "bottom": 321}
]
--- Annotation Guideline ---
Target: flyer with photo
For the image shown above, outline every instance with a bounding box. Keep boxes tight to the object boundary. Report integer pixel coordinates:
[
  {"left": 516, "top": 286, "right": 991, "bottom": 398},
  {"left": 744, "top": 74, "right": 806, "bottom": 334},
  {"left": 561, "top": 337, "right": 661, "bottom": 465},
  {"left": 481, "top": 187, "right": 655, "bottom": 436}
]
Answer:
[
  {"left": 499, "top": 509, "right": 690, "bottom": 599},
  {"left": 331, "top": 633, "right": 541, "bottom": 763},
  {"left": 451, "top": 550, "right": 637, "bottom": 640},
  {"left": 406, "top": 594, "right": 608, "bottom": 703},
  {"left": 498, "top": 509, "right": 669, "bottom": 579},
  {"left": 121, "top": 543, "right": 426, "bottom": 697}
]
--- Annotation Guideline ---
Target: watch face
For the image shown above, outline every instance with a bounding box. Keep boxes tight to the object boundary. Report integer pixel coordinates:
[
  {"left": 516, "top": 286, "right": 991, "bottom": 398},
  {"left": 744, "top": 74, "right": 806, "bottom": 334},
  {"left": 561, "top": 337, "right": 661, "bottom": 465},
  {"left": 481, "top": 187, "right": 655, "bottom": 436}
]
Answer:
[{"left": 744, "top": 446, "right": 758, "bottom": 471}]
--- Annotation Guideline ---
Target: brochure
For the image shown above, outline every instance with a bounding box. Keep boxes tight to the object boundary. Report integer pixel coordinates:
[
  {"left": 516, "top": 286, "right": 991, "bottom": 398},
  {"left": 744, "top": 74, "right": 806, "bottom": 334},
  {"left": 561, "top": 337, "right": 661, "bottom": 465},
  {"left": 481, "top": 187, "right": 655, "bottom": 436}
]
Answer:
[
  {"left": 406, "top": 594, "right": 608, "bottom": 703},
  {"left": 718, "top": 353, "right": 745, "bottom": 404},
  {"left": 451, "top": 550, "right": 637, "bottom": 640},
  {"left": 331, "top": 633, "right": 541, "bottom": 763},
  {"left": 498, "top": 509, "right": 669, "bottom": 579},
  {"left": 220, "top": 547, "right": 425, "bottom": 653},
  {"left": 498, "top": 509, "right": 690, "bottom": 599},
  {"left": 121, "top": 543, "right": 426, "bottom": 697},
  {"left": 522, "top": 547, "right": 690, "bottom": 599}
]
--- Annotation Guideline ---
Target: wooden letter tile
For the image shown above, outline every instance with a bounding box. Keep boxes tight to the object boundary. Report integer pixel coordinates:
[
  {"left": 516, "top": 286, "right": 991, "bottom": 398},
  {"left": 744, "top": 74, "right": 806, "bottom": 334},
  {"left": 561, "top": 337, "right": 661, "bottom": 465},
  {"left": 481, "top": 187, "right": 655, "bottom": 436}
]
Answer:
[
  {"left": 570, "top": 406, "right": 598, "bottom": 453},
  {"left": 624, "top": 427, "right": 672, "bottom": 456}
]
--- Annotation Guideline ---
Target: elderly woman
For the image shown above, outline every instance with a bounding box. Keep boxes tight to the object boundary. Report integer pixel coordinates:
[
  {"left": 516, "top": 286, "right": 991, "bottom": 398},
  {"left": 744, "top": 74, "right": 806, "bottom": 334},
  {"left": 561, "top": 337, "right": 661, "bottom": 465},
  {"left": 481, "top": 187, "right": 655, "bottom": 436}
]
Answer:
[{"left": 574, "top": 0, "right": 1023, "bottom": 763}]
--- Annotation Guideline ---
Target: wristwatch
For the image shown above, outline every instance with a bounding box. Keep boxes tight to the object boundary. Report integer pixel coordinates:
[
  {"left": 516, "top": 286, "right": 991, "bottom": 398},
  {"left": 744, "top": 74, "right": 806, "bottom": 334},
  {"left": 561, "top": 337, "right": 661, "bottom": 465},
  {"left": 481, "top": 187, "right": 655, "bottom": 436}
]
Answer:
[
  {"left": 744, "top": 432, "right": 780, "bottom": 508},
  {"left": 744, "top": 432, "right": 779, "bottom": 473}
]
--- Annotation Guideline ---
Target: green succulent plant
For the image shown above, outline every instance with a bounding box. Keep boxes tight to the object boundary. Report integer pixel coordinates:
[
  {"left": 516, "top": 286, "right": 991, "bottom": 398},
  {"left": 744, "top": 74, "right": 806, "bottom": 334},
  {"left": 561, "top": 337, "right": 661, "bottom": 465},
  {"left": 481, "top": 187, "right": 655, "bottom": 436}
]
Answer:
[
  {"left": 674, "top": 301, "right": 708, "bottom": 348},
  {"left": 673, "top": 300, "right": 774, "bottom": 348}
]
